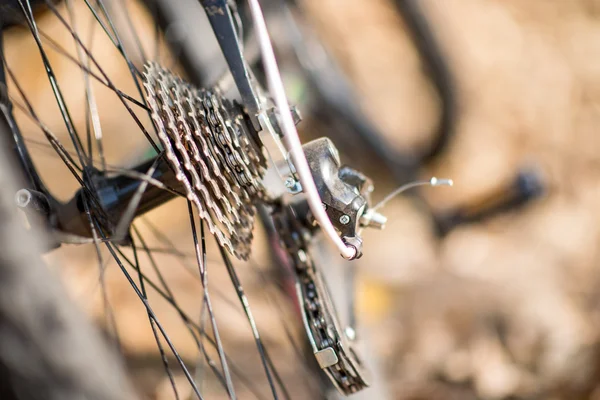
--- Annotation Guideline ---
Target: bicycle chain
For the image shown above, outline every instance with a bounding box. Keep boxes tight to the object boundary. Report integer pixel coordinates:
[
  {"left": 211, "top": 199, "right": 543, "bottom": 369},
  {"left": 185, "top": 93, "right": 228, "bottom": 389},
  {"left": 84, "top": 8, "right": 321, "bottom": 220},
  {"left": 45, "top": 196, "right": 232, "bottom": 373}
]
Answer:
[
  {"left": 273, "top": 205, "right": 369, "bottom": 396},
  {"left": 142, "top": 62, "right": 266, "bottom": 260}
]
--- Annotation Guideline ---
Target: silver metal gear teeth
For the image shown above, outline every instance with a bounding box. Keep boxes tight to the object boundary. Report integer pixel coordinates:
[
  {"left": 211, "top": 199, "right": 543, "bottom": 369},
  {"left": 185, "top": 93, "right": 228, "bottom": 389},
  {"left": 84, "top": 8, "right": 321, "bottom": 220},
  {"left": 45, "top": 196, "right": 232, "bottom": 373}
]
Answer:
[{"left": 142, "top": 62, "right": 266, "bottom": 260}]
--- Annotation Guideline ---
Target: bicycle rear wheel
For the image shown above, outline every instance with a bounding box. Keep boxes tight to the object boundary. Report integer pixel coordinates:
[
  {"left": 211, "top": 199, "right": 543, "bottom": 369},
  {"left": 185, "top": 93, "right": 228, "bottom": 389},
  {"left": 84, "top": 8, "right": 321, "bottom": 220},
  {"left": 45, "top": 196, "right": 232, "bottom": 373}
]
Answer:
[{"left": 1, "top": 0, "right": 325, "bottom": 398}]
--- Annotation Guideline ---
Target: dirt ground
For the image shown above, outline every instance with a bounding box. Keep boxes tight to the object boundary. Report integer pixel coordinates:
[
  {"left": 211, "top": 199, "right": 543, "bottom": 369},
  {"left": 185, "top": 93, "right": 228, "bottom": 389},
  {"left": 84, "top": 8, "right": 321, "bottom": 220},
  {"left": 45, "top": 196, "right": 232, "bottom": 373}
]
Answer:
[{"left": 8, "top": 0, "right": 600, "bottom": 399}]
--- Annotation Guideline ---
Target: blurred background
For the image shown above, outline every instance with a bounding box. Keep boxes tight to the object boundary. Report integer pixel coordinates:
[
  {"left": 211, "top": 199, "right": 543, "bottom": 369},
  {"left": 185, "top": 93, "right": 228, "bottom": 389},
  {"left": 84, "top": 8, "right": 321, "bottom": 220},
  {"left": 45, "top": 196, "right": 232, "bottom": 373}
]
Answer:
[{"left": 6, "top": 0, "right": 600, "bottom": 399}]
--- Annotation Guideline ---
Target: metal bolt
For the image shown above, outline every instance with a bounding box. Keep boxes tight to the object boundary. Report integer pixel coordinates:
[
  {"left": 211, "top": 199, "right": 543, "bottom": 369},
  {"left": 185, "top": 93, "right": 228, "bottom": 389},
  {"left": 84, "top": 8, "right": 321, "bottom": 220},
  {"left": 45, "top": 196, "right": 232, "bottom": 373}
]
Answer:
[
  {"left": 290, "top": 105, "right": 302, "bottom": 125},
  {"left": 345, "top": 327, "right": 356, "bottom": 341},
  {"left": 14, "top": 188, "right": 51, "bottom": 217},
  {"left": 284, "top": 176, "right": 295, "bottom": 188},
  {"left": 360, "top": 209, "right": 388, "bottom": 230},
  {"left": 284, "top": 176, "right": 302, "bottom": 194},
  {"left": 15, "top": 189, "right": 32, "bottom": 208},
  {"left": 339, "top": 214, "right": 350, "bottom": 225}
]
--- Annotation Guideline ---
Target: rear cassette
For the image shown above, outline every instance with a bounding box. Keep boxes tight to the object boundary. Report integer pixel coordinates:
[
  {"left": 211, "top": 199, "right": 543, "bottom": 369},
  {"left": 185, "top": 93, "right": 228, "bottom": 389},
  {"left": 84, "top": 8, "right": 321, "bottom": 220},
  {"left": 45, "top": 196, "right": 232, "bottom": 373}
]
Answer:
[{"left": 142, "top": 62, "right": 266, "bottom": 260}]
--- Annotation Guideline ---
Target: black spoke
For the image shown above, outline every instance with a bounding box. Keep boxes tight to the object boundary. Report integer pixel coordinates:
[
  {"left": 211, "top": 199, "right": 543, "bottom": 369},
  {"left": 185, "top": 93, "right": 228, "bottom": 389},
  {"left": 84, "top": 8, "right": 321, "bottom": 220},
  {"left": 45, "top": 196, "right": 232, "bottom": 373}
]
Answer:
[
  {"left": 114, "top": 244, "right": 233, "bottom": 396},
  {"left": 140, "top": 219, "right": 231, "bottom": 291},
  {"left": 188, "top": 204, "right": 237, "bottom": 399},
  {"left": 248, "top": 260, "right": 322, "bottom": 394},
  {"left": 22, "top": 136, "right": 186, "bottom": 199},
  {"left": 44, "top": 0, "right": 160, "bottom": 153},
  {"left": 5, "top": 63, "right": 97, "bottom": 193},
  {"left": 81, "top": 0, "right": 119, "bottom": 49},
  {"left": 80, "top": 189, "right": 123, "bottom": 353},
  {"left": 103, "top": 167, "right": 185, "bottom": 197},
  {"left": 11, "top": 104, "right": 84, "bottom": 173},
  {"left": 143, "top": 214, "right": 290, "bottom": 399},
  {"left": 65, "top": 0, "right": 99, "bottom": 169},
  {"left": 7, "top": 87, "right": 111, "bottom": 219},
  {"left": 19, "top": 0, "right": 89, "bottom": 167},
  {"left": 129, "top": 245, "right": 195, "bottom": 258},
  {"left": 130, "top": 237, "right": 181, "bottom": 400},
  {"left": 123, "top": 226, "right": 267, "bottom": 399},
  {"left": 98, "top": 226, "right": 205, "bottom": 400},
  {"left": 36, "top": 29, "right": 150, "bottom": 110},
  {"left": 219, "top": 246, "right": 283, "bottom": 400},
  {"left": 117, "top": 0, "right": 148, "bottom": 62},
  {"left": 87, "top": 0, "right": 147, "bottom": 106}
]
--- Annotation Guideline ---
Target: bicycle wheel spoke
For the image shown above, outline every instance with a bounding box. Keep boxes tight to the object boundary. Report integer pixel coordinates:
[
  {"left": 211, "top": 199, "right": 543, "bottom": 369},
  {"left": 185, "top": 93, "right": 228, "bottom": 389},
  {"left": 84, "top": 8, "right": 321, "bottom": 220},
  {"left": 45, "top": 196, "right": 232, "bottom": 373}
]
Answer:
[
  {"left": 7, "top": 86, "right": 112, "bottom": 217},
  {"left": 11, "top": 101, "right": 81, "bottom": 172},
  {"left": 133, "top": 223, "right": 270, "bottom": 399},
  {"left": 23, "top": 136, "right": 85, "bottom": 170},
  {"left": 127, "top": 211, "right": 239, "bottom": 400},
  {"left": 6, "top": 64, "right": 87, "bottom": 178},
  {"left": 140, "top": 218, "right": 236, "bottom": 294},
  {"left": 18, "top": 0, "right": 89, "bottom": 167},
  {"left": 145, "top": 213, "right": 292, "bottom": 399},
  {"left": 188, "top": 204, "right": 237, "bottom": 399},
  {"left": 85, "top": 11, "right": 98, "bottom": 166},
  {"left": 22, "top": 135, "right": 185, "bottom": 198},
  {"left": 65, "top": 0, "right": 103, "bottom": 170},
  {"left": 129, "top": 245, "right": 195, "bottom": 258},
  {"left": 120, "top": 229, "right": 266, "bottom": 400},
  {"left": 12, "top": 107, "right": 84, "bottom": 173},
  {"left": 218, "top": 246, "right": 285, "bottom": 400},
  {"left": 130, "top": 237, "right": 181, "bottom": 400},
  {"left": 44, "top": 0, "right": 160, "bottom": 153},
  {"left": 116, "top": 0, "right": 148, "bottom": 63},
  {"left": 195, "top": 298, "right": 209, "bottom": 394},
  {"left": 81, "top": 0, "right": 119, "bottom": 50},
  {"left": 85, "top": 0, "right": 147, "bottom": 105},
  {"left": 115, "top": 244, "right": 232, "bottom": 394},
  {"left": 37, "top": 29, "right": 148, "bottom": 109},
  {"left": 80, "top": 190, "right": 123, "bottom": 352},
  {"left": 126, "top": 227, "right": 233, "bottom": 395},
  {"left": 98, "top": 228, "right": 205, "bottom": 400},
  {"left": 103, "top": 167, "right": 185, "bottom": 197},
  {"left": 247, "top": 259, "right": 322, "bottom": 394},
  {"left": 23, "top": 136, "right": 173, "bottom": 188}
]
